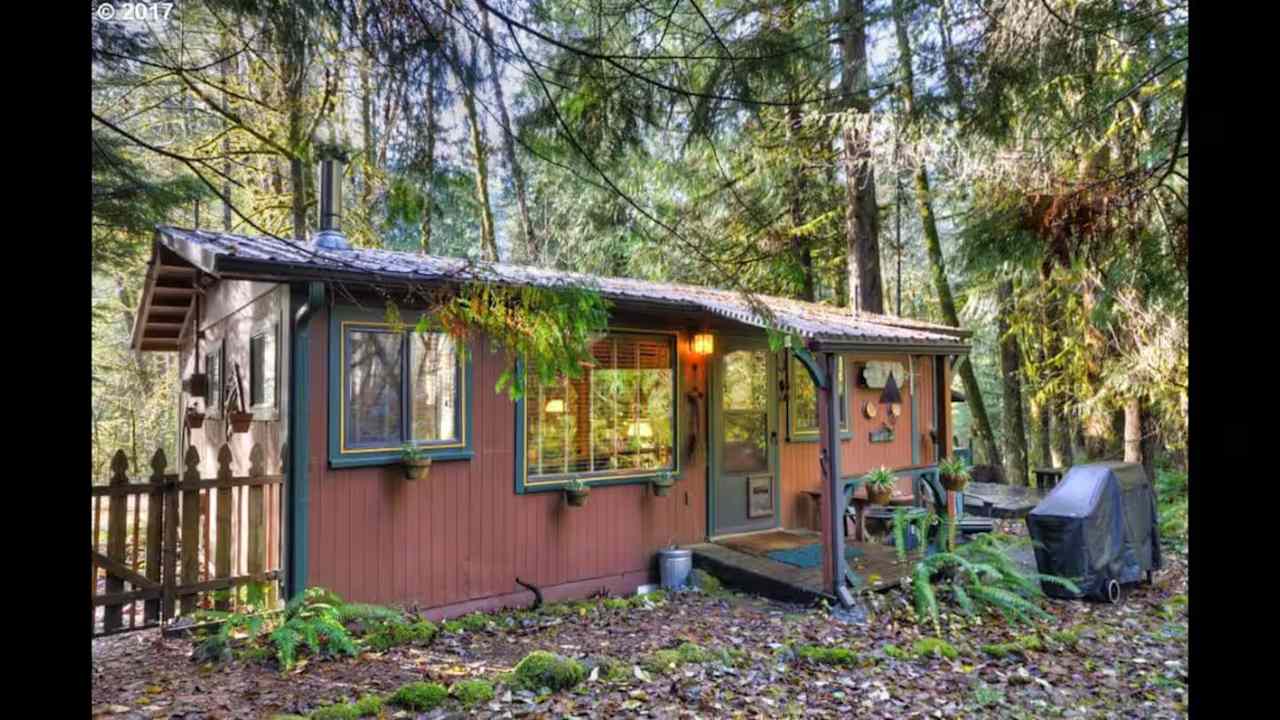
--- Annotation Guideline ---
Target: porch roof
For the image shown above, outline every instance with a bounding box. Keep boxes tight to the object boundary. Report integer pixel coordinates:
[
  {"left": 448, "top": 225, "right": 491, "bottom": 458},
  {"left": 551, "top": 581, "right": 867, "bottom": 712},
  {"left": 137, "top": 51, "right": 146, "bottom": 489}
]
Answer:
[{"left": 136, "top": 226, "right": 971, "bottom": 353}]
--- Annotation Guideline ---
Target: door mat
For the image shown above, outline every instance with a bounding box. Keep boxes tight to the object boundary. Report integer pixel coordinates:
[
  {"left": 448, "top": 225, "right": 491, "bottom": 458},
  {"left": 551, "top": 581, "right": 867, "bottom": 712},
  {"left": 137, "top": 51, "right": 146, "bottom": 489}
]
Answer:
[{"left": 766, "top": 543, "right": 865, "bottom": 569}]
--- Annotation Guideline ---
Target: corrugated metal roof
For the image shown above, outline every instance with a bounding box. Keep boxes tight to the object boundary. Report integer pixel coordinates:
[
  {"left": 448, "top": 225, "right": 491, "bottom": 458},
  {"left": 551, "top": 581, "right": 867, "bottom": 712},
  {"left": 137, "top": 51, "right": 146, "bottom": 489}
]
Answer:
[{"left": 156, "top": 226, "right": 970, "bottom": 350}]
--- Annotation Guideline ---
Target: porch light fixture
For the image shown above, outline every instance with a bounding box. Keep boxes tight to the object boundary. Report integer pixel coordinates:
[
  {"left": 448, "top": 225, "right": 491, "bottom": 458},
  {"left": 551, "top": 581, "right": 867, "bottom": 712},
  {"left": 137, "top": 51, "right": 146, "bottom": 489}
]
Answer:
[
  {"left": 544, "top": 398, "right": 565, "bottom": 414},
  {"left": 692, "top": 332, "right": 714, "bottom": 356}
]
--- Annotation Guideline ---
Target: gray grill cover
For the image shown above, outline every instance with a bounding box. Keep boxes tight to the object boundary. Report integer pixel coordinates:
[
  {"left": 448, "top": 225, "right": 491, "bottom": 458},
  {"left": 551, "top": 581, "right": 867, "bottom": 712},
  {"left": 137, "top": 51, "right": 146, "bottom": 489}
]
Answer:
[{"left": 1025, "top": 462, "right": 1161, "bottom": 599}]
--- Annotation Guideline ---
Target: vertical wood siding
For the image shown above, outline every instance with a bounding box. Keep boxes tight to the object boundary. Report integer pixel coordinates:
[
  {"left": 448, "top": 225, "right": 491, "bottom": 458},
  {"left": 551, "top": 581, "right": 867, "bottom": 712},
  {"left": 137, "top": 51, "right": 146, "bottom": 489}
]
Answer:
[
  {"left": 306, "top": 306, "right": 708, "bottom": 612},
  {"left": 778, "top": 354, "right": 933, "bottom": 531}
]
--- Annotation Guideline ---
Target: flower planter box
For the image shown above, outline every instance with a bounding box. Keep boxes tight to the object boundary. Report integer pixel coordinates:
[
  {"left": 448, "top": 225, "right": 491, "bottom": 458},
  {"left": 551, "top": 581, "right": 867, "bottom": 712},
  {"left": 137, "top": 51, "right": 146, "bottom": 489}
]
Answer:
[
  {"left": 867, "top": 485, "right": 894, "bottom": 506},
  {"left": 940, "top": 474, "right": 968, "bottom": 492},
  {"left": 185, "top": 409, "right": 206, "bottom": 429},
  {"left": 566, "top": 489, "right": 590, "bottom": 507},
  {"left": 228, "top": 411, "right": 254, "bottom": 434},
  {"left": 403, "top": 457, "right": 432, "bottom": 481}
]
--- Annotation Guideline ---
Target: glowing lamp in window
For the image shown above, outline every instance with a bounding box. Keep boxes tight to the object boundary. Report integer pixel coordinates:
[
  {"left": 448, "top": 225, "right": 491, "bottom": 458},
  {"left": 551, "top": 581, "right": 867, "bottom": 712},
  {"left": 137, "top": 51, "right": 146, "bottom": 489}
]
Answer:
[
  {"left": 626, "top": 420, "right": 654, "bottom": 439},
  {"left": 692, "top": 332, "right": 714, "bottom": 356},
  {"left": 544, "top": 398, "right": 565, "bottom": 414}
]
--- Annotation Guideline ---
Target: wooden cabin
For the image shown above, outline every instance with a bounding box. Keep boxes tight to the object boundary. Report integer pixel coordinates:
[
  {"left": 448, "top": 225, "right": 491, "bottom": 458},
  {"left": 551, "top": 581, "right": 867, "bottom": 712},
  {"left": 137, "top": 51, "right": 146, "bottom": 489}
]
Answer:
[{"left": 130, "top": 165, "right": 969, "bottom": 618}]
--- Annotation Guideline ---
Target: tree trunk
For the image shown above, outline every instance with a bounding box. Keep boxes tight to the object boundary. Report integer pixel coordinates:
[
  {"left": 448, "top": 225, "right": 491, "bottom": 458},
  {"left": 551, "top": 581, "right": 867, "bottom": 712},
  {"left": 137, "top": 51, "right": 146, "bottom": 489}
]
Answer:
[
  {"left": 420, "top": 56, "right": 438, "bottom": 254},
  {"left": 1033, "top": 397, "right": 1051, "bottom": 469},
  {"left": 281, "top": 10, "right": 309, "bottom": 243},
  {"left": 997, "top": 279, "right": 1028, "bottom": 485},
  {"left": 1123, "top": 396, "right": 1141, "bottom": 464},
  {"left": 787, "top": 102, "right": 816, "bottom": 302},
  {"left": 891, "top": 0, "right": 1000, "bottom": 468},
  {"left": 479, "top": 3, "right": 534, "bottom": 261},
  {"left": 1050, "top": 398, "right": 1074, "bottom": 468},
  {"left": 455, "top": 36, "right": 498, "bottom": 261},
  {"left": 838, "top": 0, "right": 883, "bottom": 314}
]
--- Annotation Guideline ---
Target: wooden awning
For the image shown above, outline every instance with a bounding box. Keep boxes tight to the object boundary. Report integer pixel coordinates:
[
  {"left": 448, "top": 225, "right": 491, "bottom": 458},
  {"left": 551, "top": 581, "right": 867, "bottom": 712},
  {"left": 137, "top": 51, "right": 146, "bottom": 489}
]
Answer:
[{"left": 130, "top": 244, "right": 201, "bottom": 352}]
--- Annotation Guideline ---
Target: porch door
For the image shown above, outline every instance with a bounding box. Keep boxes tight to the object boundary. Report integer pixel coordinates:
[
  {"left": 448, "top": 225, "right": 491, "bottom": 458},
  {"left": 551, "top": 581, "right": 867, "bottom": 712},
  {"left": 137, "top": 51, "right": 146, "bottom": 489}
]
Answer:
[{"left": 710, "top": 339, "right": 778, "bottom": 536}]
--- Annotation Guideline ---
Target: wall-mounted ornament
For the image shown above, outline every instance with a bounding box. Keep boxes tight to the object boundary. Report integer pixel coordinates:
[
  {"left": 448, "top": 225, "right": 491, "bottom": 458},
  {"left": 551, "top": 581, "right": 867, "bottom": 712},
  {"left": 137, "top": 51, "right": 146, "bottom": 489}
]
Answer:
[
  {"left": 890, "top": 403, "right": 903, "bottom": 418},
  {"left": 863, "top": 400, "right": 878, "bottom": 419},
  {"left": 862, "top": 361, "right": 906, "bottom": 389},
  {"left": 869, "top": 426, "right": 896, "bottom": 444}
]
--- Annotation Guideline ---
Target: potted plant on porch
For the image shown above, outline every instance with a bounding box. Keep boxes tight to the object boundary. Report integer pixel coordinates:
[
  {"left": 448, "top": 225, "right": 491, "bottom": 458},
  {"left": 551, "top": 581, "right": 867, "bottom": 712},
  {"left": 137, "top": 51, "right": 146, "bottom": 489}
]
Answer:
[
  {"left": 939, "top": 456, "right": 971, "bottom": 492},
  {"left": 864, "top": 466, "right": 896, "bottom": 506},
  {"left": 564, "top": 477, "right": 591, "bottom": 507},
  {"left": 650, "top": 471, "right": 676, "bottom": 497},
  {"left": 400, "top": 444, "right": 432, "bottom": 480},
  {"left": 185, "top": 403, "right": 206, "bottom": 429}
]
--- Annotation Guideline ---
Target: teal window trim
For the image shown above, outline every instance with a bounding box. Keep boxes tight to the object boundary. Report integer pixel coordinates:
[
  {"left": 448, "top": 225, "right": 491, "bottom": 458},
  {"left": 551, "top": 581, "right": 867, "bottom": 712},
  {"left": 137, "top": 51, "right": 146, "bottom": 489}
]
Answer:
[
  {"left": 328, "top": 304, "right": 474, "bottom": 468},
  {"left": 514, "top": 329, "right": 681, "bottom": 494},
  {"left": 785, "top": 353, "right": 851, "bottom": 442}
]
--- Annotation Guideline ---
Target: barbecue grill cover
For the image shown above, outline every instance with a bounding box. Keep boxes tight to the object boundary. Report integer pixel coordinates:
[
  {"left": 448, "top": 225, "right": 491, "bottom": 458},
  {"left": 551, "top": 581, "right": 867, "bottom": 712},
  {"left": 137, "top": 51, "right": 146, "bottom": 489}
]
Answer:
[{"left": 1025, "top": 462, "right": 1161, "bottom": 599}]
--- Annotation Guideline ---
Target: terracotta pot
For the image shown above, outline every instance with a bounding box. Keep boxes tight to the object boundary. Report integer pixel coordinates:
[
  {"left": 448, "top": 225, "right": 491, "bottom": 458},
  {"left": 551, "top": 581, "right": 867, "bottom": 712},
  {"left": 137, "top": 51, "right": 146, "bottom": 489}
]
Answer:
[
  {"left": 867, "top": 485, "right": 894, "bottom": 506},
  {"left": 940, "top": 474, "right": 969, "bottom": 492},
  {"left": 228, "top": 412, "right": 254, "bottom": 434},
  {"left": 651, "top": 481, "right": 674, "bottom": 497},
  {"left": 185, "top": 409, "right": 206, "bottom": 429},
  {"left": 566, "top": 489, "right": 590, "bottom": 507},
  {"left": 403, "top": 457, "right": 432, "bottom": 480}
]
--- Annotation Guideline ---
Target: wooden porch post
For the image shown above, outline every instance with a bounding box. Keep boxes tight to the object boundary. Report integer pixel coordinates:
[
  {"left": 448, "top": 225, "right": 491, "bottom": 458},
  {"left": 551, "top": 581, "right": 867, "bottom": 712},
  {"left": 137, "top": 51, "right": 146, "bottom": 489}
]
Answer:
[{"left": 815, "top": 351, "right": 847, "bottom": 603}]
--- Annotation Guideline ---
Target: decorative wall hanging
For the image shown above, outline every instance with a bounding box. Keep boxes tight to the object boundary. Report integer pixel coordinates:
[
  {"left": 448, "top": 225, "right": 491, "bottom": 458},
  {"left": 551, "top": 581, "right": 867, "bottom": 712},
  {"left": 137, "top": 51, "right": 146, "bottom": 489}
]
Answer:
[
  {"left": 861, "top": 361, "right": 906, "bottom": 389},
  {"left": 869, "top": 427, "right": 895, "bottom": 444},
  {"left": 863, "top": 400, "right": 878, "bottom": 419}
]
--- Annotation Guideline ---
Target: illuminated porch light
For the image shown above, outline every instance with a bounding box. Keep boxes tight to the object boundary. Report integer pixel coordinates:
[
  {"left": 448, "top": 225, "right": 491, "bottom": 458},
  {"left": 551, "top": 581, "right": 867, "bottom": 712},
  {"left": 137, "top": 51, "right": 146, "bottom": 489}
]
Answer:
[{"left": 692, "top": 332, "right": 714, "bottom": 355}]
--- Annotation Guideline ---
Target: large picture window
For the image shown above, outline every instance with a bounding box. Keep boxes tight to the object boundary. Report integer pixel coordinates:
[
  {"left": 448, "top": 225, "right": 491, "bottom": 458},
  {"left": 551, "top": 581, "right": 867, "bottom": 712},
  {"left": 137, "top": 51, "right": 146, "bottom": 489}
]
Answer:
[
  {"left": 524, "top": 332, "right": 676, "bottom": 486},
  {"left": 333, "top": 317, "right": 469, "bottom": 465},
  {"left": 786, "top": 354, "right": 849, "bottom": 441}
]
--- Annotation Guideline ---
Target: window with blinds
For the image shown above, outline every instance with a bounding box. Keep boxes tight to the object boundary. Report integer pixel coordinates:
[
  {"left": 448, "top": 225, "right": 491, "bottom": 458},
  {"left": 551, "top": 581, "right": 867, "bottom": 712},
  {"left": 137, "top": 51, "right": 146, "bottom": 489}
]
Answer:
[{"left": 526, "top": 332, "right": 676, "bottom": 482}]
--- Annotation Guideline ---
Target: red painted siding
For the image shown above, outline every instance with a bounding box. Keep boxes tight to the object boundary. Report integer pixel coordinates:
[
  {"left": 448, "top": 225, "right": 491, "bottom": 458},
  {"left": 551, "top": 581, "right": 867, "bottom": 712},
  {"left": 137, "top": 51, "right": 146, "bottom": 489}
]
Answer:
[
  {"left": 306, "top": 306, "right": 707, "bottom": 614},
  {"left": 779, "top": 354, "right": 936, "bottom": 531}
]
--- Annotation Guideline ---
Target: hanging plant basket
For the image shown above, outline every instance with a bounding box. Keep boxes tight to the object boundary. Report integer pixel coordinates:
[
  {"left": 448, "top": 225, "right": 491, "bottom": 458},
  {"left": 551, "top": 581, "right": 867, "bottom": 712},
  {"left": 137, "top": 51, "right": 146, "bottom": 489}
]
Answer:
[
  {"left": 183, "top": 373, "right": 209, "bottom": 399},
  {"left": 651, "top": 478, "right": 675, "bottom": 497},
  {"left": 403, "top": 457, "right": 432, "bottom": 481},
  {"left": 565, "top": 488, "right": 590, "bottom": 507},
  {"left": 228, "top": 411, "right": 254, "bottom": 434},
  {"left": 940, "top": 474, "right": 969, "bottom": 492},
  {"left": 867, "top": 485, "right": 894, "bottom": 506},
  {"left": 185, "top": 408, "right": 206, "bottom": 429}
]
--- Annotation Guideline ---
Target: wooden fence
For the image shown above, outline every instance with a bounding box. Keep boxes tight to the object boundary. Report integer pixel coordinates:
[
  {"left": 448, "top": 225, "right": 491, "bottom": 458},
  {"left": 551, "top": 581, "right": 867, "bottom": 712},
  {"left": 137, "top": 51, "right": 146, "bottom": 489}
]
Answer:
[{"left": 90, "top": 443, "right": 283, "bottom": 637}]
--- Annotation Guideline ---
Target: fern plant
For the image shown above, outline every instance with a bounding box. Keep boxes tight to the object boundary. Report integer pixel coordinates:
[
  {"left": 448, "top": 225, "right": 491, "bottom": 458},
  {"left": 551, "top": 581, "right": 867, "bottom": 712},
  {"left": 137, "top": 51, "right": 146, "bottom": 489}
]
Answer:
[
  {"left": 891, "top": 507, "right": 936, "bottom": 561},
  {"left": 269, "top": 587, "right": 358, "bottom": 671},
  {"left": 909, "top": 533, "right": 1080, "bottom": 635}
]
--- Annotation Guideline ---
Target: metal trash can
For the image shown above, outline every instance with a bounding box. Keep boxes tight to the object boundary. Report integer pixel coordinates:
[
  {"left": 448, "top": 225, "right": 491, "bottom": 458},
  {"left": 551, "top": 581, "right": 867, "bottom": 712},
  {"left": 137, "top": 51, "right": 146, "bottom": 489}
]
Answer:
[{"left": 657, "top": 547, "right": 692, "bottom": 590}]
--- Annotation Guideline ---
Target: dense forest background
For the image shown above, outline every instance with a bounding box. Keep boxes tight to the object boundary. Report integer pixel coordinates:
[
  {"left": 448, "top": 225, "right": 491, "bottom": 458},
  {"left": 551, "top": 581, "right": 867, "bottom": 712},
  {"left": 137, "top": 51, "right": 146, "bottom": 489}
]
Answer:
[{"left": 91, "top": 0, "right": 1187, "bottom": 486}]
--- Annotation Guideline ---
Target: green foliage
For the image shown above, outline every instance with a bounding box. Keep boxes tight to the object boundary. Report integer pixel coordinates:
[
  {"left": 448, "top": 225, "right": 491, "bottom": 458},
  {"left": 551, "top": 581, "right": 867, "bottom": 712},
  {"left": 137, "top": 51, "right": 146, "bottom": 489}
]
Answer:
[
  {"left": 690, "top": 568, "right": 723, "bottom": 594},
  {"left": 430, "top": 284, "right": 611, "bottom": 401},
  {"left": 399, "top": 443, "right": 427, "bottom": 463},
  {"left": 450, "top": 679, "right": 495, "bottom": 707},
  {"left": 309, "top": 695, "right": 382, "bottom": 720},
  {"left": 642, "top": 649, "right": 684, "bottom": 673},
  {"left": 1156, "top": 469, "right": 1189, "bottom": 546},
  {"left": 603, "top": 597, "right": 630, "bottom": 610},
  {"left": 388, "top": 682, "right": 448, "bottom": 711},
  {"left": 631, "top": 589, "right": 667, "bottom": 607},
  {"left": 362, "top": 619, "right": 437, "bottom": 652},
  {"left": 457, "top": 612, "right": 492, "bottom": 632},
  {"left": 912, "top": 637, "right": 959, "bottom": 660},
  {"left": 892, "top": 507, "right": 935, "bottom": 561},
  {"left": 1050, "top": 628, "right": 1080, "bottom": 649},
  {"left": 882, "top": 644, "right": 911, "bottom": 661},
  {"left": 795, "top": 645, "right": 859, "bottom": 667},
  {"left": 269, "top": 588, "right": 358, "bottom": 671},
  {"left": 511, "top": 651, "right": 586, "bottom": 692},
  {"left": 190, "top": 608, "right": 269, "bottom": 665},
  {"left": 675, "top": 642, "right": 720, "bottom": 664},
  {"left": 939, "top": 456, "right": 971, "bottom": 481},
  {"left": 863, "top": 466, "right": 896, "bottom": 491},
  {"left": 909, "top": 534, "right": 1078, "bottom": 632}
]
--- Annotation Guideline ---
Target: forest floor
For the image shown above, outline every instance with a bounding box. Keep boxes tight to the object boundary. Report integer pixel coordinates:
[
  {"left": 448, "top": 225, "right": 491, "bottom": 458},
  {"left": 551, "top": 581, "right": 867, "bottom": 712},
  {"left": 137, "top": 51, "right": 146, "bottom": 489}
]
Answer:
[{"left": 92, "top": 542, "right": 1187, "bottom": 720}]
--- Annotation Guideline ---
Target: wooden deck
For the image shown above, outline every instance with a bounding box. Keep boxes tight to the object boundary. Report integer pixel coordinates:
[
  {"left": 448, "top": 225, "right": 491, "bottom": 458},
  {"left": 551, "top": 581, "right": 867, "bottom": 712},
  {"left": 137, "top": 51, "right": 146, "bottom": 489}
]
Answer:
[{"left": 690, "top": 529, "right": 916, "bottom": 604}]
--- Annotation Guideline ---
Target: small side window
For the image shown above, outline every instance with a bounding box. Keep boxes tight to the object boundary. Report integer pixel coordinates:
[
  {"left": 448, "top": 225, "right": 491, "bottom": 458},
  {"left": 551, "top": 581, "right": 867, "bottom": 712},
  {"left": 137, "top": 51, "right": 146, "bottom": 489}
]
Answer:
[
  {"left": 250, "top": 325, "right": 277, "bottom": 409},
  {"left": 205, "top": 341, "right": 224, "bottom": 418}
]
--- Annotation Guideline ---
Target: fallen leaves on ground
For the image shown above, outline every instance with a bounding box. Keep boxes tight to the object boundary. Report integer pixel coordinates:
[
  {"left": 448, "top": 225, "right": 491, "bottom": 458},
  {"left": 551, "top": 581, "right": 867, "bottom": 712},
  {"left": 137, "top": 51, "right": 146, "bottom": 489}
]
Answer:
[{"left": 92, "top": 546, "right": 1187, "bottom": 719}]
